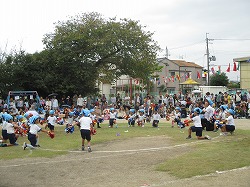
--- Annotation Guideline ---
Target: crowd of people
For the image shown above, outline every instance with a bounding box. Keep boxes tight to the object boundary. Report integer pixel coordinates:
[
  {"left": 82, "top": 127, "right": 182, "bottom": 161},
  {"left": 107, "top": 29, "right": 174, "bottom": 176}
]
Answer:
[{"left": 0, "top": 89, "right": 249, "bottom": 149}]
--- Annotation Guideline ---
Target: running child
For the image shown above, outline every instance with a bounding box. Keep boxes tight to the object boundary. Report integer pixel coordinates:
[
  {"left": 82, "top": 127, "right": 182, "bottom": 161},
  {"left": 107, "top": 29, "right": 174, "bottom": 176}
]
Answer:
[
  {"left": 46, "top": 110, "right": 57, "bottom": 132},
  {"left": 74, "top": 109, "right": 93, "bottom": 152}
]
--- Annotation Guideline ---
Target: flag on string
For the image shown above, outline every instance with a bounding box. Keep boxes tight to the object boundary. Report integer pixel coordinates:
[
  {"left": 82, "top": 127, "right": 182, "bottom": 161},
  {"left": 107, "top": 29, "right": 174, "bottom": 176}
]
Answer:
[
  {"left": 197, "top": 71, "right": 201, "bottom": 79},
  {"left": 217, "top": 66, "right": 221, "bottom": 74},
  {"left": 226, "top": 63, "right": 230, "bottom": 72},
  {"left": 176, "top": 74, "right": 180, "bottom": 81},
  {"left": 134, "top": 79, "right": 139, "bottom": 85},
  {"left": 233, "top": 62, "right": 237, "bottom": 71},
  {"left": 211, "top": 67, "right": 215, "bottom": 74},
  {"left": 171, "top": 76, "right": 175, "bottom": 82}
]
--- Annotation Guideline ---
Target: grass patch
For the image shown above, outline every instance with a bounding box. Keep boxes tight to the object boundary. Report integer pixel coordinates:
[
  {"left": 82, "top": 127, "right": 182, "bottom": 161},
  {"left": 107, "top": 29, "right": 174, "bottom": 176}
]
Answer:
[
  {"left": 1, "top": 120, "right": 250, "bottom": 180},
  {"left": 156, "top": 129, "right": 250, "bottom": 178},
  {"left": 1, "top": 121, "right": 187, "bottom": 159}
]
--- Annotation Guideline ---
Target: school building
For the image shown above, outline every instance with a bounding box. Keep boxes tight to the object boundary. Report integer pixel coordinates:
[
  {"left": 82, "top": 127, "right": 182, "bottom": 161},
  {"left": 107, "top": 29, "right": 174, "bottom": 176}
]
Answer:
[{"left": 233, "top": 56, "right": 250, "bottom": 90}]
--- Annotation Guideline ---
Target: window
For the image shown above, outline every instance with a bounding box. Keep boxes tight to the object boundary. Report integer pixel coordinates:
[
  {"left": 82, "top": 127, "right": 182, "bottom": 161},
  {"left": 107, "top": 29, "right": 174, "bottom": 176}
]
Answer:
[{"left": 170, "top": 72, "right": 175, "bottom": 76}]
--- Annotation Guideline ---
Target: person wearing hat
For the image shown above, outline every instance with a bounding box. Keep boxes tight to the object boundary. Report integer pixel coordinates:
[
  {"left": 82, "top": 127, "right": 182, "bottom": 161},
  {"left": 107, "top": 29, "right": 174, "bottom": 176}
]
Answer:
[
  {"left": 23, "top": 116, "right": 49, "bottom": 150},
  {"left": 74, "top": 109, "right": 93, "bottom": 152},
  {"left": 128, "top": 109, "right": 136, "bottom": 127},
  {"left": 0, "top": 114, "right": 20, "bottom": 147},
  {"left": 65, "top": 112, "right": 75, "bottom": 134},
  {"left": 137, "top": 109, "right": 146, "bottom": 127},
  {"left": 186, "top": 108, "right": 211, "bottom": 140},
  {"left": 172, "top": 107, "right": 182, "bottom": 128},
  {"left": 0, "top": 110, "right": 8, "bottom": 144},
  {"left": 213, "top": 105, "right": 227, "bottom": 132},
  {"left": 220, "top": 109, "right": 236, "bottom": 135},
  {"left": 46, "top": 110, "right": 57, "bottom": 132},
  {"left": 108, "top": 108, "right": 117, "bottom": 128}
]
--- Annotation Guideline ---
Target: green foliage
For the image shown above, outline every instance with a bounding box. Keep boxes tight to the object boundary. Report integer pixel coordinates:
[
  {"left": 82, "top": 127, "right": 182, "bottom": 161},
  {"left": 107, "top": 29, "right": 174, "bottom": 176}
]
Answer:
[
  {"left": 227, "top": 81, "right": 240, "bottom": 89},
  {"left": 42, "top": 12, "right": 160, "bottom": 93},
  {"left": 210, "top": 72, "right": 229, "bottom": 86}
]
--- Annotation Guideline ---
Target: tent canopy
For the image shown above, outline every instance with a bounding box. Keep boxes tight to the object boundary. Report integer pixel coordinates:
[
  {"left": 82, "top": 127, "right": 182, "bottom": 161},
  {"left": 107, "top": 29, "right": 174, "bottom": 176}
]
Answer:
[{"left": 179, "top": 78, "right": 200, "bottom": 85}]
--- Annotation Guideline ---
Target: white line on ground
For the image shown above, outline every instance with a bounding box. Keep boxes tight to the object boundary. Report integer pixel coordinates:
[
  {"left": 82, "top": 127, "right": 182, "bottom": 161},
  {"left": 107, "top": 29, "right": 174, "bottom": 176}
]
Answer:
[
  {"left": 0, "top": 135, "right": 222, "bottom": 168},
  {"left": 147, "top": 166, "right": 250, "bottom": 187}
]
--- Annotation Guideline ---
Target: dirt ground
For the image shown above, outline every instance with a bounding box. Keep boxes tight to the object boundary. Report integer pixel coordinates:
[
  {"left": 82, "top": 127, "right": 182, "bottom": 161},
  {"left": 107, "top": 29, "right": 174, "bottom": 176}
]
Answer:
[{"left": 0, "top": 119, "right": 249, "bottom": 187}]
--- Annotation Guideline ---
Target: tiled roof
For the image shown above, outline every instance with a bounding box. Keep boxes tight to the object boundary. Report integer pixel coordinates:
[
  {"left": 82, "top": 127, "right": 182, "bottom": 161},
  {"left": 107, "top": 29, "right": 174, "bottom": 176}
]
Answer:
[{"left": 171, "top": 60, "right": 203, "bottom": 68}]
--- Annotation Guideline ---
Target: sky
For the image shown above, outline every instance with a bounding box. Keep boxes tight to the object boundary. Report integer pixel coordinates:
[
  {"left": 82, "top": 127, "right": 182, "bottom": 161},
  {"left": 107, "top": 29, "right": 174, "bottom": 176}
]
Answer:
[{"left": 1, "top": 0, "right": 250, "bottom": 81}]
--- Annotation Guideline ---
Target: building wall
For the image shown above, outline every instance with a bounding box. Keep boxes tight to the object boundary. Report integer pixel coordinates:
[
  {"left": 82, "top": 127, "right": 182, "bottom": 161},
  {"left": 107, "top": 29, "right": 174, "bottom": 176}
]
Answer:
[
  {"left": 240, "top": 62, "right": 250, "bottom": 90},
  {"left": 157, "top": 58, "right": 203, "bottom": 94}
]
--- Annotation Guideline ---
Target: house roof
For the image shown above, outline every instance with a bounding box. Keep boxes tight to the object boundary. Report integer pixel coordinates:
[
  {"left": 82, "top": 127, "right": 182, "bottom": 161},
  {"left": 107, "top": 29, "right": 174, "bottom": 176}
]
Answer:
[
  {"left": 171, "top": 60, "right": 203, "bottom": 68},
  {"left": 233, "top": 56, "right": 250, "bottom": 62}
]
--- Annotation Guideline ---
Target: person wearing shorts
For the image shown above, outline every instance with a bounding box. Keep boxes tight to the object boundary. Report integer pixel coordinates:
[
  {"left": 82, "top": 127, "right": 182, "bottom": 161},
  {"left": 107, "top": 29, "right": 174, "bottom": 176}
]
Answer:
[
  {"left": 221, "top": 109, "right": 235, "bottom": 135},
  {"left": 76, "top": 109, "right": 93, "bottom": 152},
  {"left": 186, "top": 108, "right": 211, "bottom": 140},
  {"left": 46, "top": 110, "right": 57, "bottom": 132},
  {"left": 0, "top": 114, "right": 19, "bottom": 147},
  {"left": 0, "top": 113, "right": 8, "bottom": 144},
  {"left": 23, "top": 115, "right": 49, "bottom": 150}
]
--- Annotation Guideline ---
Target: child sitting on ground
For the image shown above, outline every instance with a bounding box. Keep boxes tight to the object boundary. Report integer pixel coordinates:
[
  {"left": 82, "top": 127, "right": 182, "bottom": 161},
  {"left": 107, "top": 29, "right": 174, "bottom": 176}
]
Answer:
[
  {"left": 137, "top": 109, "right": 146, "bottom": 127},
  {"left": 152, "top": 110, "right": 161, "bottom": 128},
  {"left": 221, "top": 109, "right": 236, "bottom": 135}
]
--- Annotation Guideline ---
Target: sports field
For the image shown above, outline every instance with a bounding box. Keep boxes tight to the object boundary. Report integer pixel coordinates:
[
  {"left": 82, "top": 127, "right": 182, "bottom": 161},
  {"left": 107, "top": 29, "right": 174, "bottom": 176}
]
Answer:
[{"left": 0, "top": 119, "right": 250, "bottom": 187}]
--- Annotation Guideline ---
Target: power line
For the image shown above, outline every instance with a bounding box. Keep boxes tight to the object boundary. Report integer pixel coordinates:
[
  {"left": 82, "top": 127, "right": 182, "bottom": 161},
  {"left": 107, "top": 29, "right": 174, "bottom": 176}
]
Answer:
[
  {"left": 209, "top": 38, "right": 250, "bottom": 41},
  {"left": 168, "top": 40, "right": 204, "bottom": 50}
]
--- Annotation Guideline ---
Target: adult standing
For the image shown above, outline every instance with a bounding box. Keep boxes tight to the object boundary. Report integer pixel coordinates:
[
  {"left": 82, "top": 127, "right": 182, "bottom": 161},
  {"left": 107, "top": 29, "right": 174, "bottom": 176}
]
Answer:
[
  {"left": 51, "top": 96, "right": 59, "bottom": 111},
  {"left": 72, "top": 94, "right": 78, "bottom": 107},
  {"left": 77, "top": 95, "right": 84, "bottom": 108}
]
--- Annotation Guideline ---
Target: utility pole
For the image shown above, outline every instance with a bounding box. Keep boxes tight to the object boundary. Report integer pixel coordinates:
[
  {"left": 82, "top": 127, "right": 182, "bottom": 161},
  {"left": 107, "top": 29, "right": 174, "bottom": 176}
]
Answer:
[{"left": 206, "top": 33, "right": 210, "bottom": 86}]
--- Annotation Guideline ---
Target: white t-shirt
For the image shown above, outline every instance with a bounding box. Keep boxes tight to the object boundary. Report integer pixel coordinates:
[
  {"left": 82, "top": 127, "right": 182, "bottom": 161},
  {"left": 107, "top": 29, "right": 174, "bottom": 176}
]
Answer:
[
  {"left": 6, "top": 122, "right": 14, "bottom": 134},
  {"left": 152, "top": 113, "right": 161, "bottom": 121},
  {"left": 192, "top": 115, "right": 202, "bottom": 128},
  {"left": 138, "top": 115, "right": 145, "bottom": 121},
  {"left": 227, "top": 115, "right": 235, "bottom": 126},
  {"left": 47, "top": 116, "right": 57, "bottom": 126},
  {"left": 77, "top": 97, "right": 84, "bottom": 106},
  {"left": 52, "top": 99, "right": 59, "bottom": 108},
  {"left": 204, "top": 105, "right": 214, "bottom": 120},
  {"left": 2, "top": 120, "right": 7, "bottom": 130},
  {"left": 79, "top": 116, "right": 92, "bottom": 130},
  {"left": 29, "top": 124, "right": 42, "bottom": 135},
  {"left": 110, "top": 112, "right": 117, "bottom": 119}
]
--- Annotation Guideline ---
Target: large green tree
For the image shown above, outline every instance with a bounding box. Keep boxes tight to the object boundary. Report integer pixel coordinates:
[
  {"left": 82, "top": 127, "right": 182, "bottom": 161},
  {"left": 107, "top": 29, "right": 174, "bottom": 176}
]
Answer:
[
  {"left": 42, "top": 12, "right": 160, "bottom": 95},
  {"left": 210, "top": 72, "right": 229, "bottom": 86},
  {"left": 0, "top": 12, "right": 160, "bottom": 97}
]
